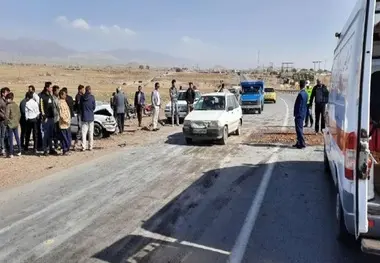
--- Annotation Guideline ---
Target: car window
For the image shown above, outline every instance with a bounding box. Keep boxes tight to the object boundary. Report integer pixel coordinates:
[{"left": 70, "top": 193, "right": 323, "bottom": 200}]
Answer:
[
  {"left": 231, "top": 95, "right": 239, "bottom": 109},
  {"left": 264, "top": 88, "right": 274, "bottom": 92},
  {"left": 227, "top": 95, "right": 235, "bottom": 109},
  {"left": 194, "top": 95, "right": 226, "bottom": 110},
  {"left": 94, "top": 109, "right": 112, "bottom": 116},
  {"left": 177, "top": 92, "right": 187, "bottom": 100},
  {"left": 195, "top": 91, "right": 201, "bottom": 99}
]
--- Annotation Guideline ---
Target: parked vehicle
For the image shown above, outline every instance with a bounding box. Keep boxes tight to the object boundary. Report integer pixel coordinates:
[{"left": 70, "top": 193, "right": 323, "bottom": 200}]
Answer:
[
  {"left": 182, "top": 91, "right": 242, "bottom": 145},
  {"left": 324, "top": 0, "right": 380, "bottom": 255},
  {"left": 70, "top": 101, "right": 117, "bottom": 139},
  {"left": 264, "top": 87, "right": 277, "bottom": 103},
  {"left": 164, "top": 90, "right": 201, "bottom": 122},
  {"left": 240, "top": 80, "right": 265, "bottom": 114}
]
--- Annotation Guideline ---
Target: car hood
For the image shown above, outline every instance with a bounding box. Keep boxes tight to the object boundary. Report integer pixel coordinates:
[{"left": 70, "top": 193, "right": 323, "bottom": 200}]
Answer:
[
  {"left": 185, "top": 110, "right": 224, "bottom": 121},
  {"left": 241, "top": 94, "right": 261, "bottom": 101}
]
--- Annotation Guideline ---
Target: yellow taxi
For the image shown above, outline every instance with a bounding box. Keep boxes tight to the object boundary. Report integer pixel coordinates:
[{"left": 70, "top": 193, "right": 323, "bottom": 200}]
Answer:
[{"left": 264, "top": 87, "right": 277, "bottom": 103}]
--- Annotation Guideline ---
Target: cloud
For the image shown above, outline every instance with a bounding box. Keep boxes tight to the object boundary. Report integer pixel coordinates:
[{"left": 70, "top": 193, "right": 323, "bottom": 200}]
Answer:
[
  {"left": 181, "top": 36, "right": 203, "bottom": 45},
  {"left": 55, "top": 16, "right": 135, "bottom": 36}
]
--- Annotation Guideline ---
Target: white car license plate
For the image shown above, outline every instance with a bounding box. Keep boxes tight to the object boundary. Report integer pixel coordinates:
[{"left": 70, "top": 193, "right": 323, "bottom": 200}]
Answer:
[{"left": 193, "top": 128, "right": 207, "bottom": 134}]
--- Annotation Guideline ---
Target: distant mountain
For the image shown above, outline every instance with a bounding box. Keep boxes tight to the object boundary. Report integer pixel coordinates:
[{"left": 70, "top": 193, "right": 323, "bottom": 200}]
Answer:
[{"left": 0, "top": 37, "right": 194, "bottom": 66}]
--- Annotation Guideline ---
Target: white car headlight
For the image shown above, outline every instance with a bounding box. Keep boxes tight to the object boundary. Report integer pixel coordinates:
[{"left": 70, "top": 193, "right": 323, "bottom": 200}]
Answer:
[
  {"left": 183, "top": 120, "right": 191, "bottom": 126},
  {"left": 208, "top": 121, "right": 220, "bottom": 128}
]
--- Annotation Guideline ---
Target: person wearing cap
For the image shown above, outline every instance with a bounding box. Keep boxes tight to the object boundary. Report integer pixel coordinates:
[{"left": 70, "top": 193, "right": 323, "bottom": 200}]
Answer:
[
  {"left": 293, "top": 80, "right": 308, "bottom": 149},
  {"left": 304, "top": 80, "right": 314, "bottom": 127},
  {"left": 113, "top": 86, "right": 126, "bottom": 134},
  {"left": 185, "top": 82, "right": 195, "bottom": 113},
  {"left": 309, "top": 79, "right": 329, "bottom": 134}
]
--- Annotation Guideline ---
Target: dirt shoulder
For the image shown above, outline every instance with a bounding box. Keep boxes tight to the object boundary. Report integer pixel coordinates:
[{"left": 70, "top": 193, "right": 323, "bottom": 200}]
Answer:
[{"left": 0, "top": 115, "right": 177, "bottom": 190}]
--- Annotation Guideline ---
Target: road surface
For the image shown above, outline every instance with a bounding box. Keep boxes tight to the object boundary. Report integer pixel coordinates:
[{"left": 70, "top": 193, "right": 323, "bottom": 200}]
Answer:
[{"left": 0, "top": 94, "right": 378, "bottom": 263}]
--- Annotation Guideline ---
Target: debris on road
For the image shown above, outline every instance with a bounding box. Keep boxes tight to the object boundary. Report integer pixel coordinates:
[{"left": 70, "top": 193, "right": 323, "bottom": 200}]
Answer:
[{"left": 247, "top": 127, "right": 323, "bottom": 146}]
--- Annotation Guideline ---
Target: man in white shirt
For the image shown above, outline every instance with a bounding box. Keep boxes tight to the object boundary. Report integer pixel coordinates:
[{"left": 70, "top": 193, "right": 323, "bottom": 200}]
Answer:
[
  {"left": 25, "top": 91, "right": 40, "bottom": 152},
  {"left": 151, "top": 82, "right": 161, "bottom": 131}
]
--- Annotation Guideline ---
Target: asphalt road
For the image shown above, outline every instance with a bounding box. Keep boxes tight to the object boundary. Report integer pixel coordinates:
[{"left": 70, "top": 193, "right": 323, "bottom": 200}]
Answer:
[{"left": 0, "top": 94, "right": 378, "bottom": 263}]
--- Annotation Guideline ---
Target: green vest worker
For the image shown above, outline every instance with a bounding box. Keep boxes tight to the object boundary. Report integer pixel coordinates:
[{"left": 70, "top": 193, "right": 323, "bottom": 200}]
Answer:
[
  {"left": 305, "top": 80, "right": 313, "bottom": 104},
  {"left": 304, "top": 80, "right": 314, "bottom": 127}
]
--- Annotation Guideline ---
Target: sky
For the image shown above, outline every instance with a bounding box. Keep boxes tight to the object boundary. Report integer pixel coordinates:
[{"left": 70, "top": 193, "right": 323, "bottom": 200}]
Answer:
[{"left": 0, "top": 0, "right": 358, "bottom": 69}]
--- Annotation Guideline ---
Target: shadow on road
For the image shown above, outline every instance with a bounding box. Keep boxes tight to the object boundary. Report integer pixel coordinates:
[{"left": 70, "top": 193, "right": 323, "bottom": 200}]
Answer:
[
  {"left": 92, "top": 161, "right": 379, "bottom": 263},
  {"left": 242, "top": 142, "right": 295, "bottom": 149},
  {"left": 165, "top": 132, "right": 215, "bottom": 147}
]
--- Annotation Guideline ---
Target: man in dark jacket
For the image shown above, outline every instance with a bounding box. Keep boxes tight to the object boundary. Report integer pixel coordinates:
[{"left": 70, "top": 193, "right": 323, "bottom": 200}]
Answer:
[
  {"left": 293, "top": 80, "right": 308, "bottom": 149},
  {"left": 80, "top": 85, "right": 96, "bottom": 151},
  {"left": 134, "top": 85, "right": 145, "bottom": 127},
  {"left": 185, "top": 82, "right": 195, "bottom": 113},
  {"left": 113, "top": 87, "right": 126, "bottom": 133},
  {"left": 74, "top": 84, "right": 84, "bottom": 147},
  {"left": 309, "top": 79, "right": 329, "bottom": 134},
  {"left": 39, "top": 83, "right": 57, "bottom": 156},
  {"left": 0, "top": 87, "right": 10, "bottom": 155}
]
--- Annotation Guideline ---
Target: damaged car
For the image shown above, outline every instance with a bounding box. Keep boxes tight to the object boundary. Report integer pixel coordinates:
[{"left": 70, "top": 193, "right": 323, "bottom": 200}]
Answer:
[{"left": 70, "top": 101, "right": 117, "bottom": 139}]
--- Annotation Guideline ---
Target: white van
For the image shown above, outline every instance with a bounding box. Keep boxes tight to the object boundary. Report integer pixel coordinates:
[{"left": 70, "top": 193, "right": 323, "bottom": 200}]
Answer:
[{"left": 324, "top": 0, "right": 380, "bottom": 255}]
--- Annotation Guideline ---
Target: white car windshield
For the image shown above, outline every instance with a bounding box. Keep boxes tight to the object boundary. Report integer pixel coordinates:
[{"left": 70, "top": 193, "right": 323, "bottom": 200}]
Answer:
[
  {"left": 194, "top": 95, "right": 226, "bottom": 111},
  {"left": 177, "top": 91, "right": 201, "bottom": 100}
]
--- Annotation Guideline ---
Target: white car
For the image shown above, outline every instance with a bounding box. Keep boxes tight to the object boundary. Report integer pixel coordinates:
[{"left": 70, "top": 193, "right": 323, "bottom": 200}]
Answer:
[
  {"left": 70, "top": 101, "right": 117, "bottom": 139},
  {"left": 164, "top": 90, "right": 201, "bottom": 121},
  {"left": 182, "top": 91, "right": 243, "bottom": 145}
]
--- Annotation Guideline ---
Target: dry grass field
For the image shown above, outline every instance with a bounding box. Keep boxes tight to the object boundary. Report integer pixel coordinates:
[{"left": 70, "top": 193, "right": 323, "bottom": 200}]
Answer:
[{"left": 0, "top": 64, "right": 238, "bottom": 105}]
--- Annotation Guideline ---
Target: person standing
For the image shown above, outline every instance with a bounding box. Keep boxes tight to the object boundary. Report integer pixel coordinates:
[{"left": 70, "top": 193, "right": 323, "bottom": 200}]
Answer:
[
  {"left": 185, "top": 82, "right": 195, "bottom": 113},
  {"left": 309, "top": 79, "right": 329, "bottom": 134},
  {"left": 19, "top": 92, "right": 28, "bottom": 149},
  {"left": 24, "top": 91, "right": 40, "bottom": 153},
  {"left": 169, "top": 79, "right": 179, "bottom": 126},
  {"left": 61, "top": 87, "right": 74, "bottom": 148},
  {"left": 113, "top": 87, "right": 126, "bottom": 134},
  {"left": 37, "top": 82, "right": 51, "bottom": 151},
  {"left": 0, "top": 87, "right": 10, "bottom": 156},
  {"left": 293, "top": 80, "right": 308, "bottom": 149},
  {"left": 134, "top": 85, "right": 145, "bottom": 127},
  {"left": 40, "top": 83, "right": 57, "bottom": 156},
  {"left": 52, "top": 85, "right": 61, "bottom": 150},
  {"left": 58, "top": 90, "right": 72, "bottom": 155},
  {"left": 5, "top": 92, "right": 21, "bottom": 157},
  {"left": 74, "top": 84, "right": 85, "bottom": 147},
  {"left": 151, "top": 82, "right": 161, "bottom": 131},
  {"left": 80, "top": 85, "right": 96, "bottom": 151},
  {"left": 304, "top": 80, "right": 314, "bottom": 128},
  {"left": 28, "top": 85, "right": 40, "bottom": 104}
]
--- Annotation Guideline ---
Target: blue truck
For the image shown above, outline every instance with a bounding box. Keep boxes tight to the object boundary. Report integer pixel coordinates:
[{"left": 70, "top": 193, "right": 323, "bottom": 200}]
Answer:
[{"left": 240, "top": 80, "right": 265, "bottom": 114}]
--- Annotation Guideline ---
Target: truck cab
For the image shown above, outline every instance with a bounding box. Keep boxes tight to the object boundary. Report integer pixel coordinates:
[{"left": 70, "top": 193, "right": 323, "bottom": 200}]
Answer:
[
  {"left": 240, "top": 80, "right": 265, "bottom": 114},
  {"left": 324, "top": 0, "right": 380, "bottom": 256}
]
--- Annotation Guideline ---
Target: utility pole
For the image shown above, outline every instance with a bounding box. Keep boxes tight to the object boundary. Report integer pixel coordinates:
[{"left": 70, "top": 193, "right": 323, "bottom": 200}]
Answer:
[
  {"left": 281, "top": 62, "right": 294, "bottom": 72},
  {"left": 312, "top": 60, "right": 322, "bottom": 71},
  {"left": 257, "top": 50, "right": 260, "bottom": 69}
]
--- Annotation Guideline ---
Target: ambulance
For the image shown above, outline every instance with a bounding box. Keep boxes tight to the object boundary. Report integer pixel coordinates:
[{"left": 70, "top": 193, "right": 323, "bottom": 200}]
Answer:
[{"left": 324, "top": 0, "right": 380, "bottom": 255}]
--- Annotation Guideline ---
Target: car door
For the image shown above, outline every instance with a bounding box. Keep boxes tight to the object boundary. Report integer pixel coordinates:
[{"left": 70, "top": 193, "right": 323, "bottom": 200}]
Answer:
[
  {"left": 227, "top": 95, "right": 237, "bottom": 131},
  {"left": 353, "top": 0, "right": 376, "bottom": 238}
]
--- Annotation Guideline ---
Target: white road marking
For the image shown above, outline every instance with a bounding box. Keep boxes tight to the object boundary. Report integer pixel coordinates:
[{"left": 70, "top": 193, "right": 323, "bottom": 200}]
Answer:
[{"left": 228, "top": 97, "right": 290, "bottom": 263}]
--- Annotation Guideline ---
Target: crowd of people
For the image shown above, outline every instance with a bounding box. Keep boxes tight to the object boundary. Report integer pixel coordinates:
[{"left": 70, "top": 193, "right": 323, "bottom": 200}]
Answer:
[
  {"left": 0, "top": 79, "right": 200, "bottom": 159},
  {"left": 0, "top": 83, "right": 96, "bottom": 158}
]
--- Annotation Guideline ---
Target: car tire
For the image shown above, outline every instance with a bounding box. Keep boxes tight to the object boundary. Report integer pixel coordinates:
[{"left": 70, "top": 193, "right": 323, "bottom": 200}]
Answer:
[
  {"left": 336, "top": 191, "right": 352, "bottom": 243},
  {"left": 235, "top": 120, "right": 242, "bottom": 135},
  {"left": 273, "top": 100, "right": 276, "bottom": 103},
  {"left": 261, "top": 103, "right": 264, "bottom": 111},
  {"left": 220, "top": 125, "right": 228, "bottom": 145},
  {"left": 258, "top": 108, "right": 262, "bottom": 114},
  {"left": 185, "top": 137, "right": 192, "bottom": 145},
  {"left": 93, "top": 122, "right": 104, "bottom": 140}
]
